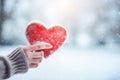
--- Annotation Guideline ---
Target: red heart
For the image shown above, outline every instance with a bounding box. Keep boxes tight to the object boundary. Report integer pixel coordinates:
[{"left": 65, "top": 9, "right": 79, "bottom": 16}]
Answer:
[{"left": 26, "top": 23, "right": 67, "bottom": 58}]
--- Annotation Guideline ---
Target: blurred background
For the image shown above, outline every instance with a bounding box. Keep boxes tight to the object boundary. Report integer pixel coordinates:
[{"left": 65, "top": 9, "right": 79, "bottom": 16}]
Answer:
[{"left": 0, "top": 0, "right": 120, "bottom": 80}]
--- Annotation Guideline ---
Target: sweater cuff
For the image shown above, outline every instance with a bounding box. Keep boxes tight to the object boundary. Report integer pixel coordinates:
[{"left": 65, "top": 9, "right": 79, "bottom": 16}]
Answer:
[{"left": 4, "top": 47, "right": 29, "bottom": 79}]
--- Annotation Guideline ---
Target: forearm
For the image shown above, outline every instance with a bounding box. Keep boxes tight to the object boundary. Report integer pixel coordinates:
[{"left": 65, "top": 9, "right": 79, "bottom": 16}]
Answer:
[
  {"left": 0, "top": 56, "right": 7, "bottom": 79},
  {"left": 0, "top": 47, "right": 29, "bottom": 79}
]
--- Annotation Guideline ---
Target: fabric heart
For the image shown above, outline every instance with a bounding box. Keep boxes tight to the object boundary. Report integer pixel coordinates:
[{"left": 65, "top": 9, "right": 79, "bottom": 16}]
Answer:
[{"left": 26, "top": 23, "right": 67, "bottom": 58}]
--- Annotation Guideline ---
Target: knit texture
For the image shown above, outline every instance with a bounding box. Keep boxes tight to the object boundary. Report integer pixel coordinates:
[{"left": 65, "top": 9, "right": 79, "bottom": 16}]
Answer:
[
  {"left": 1, "top": 47, "right": 29, "bottom": 79},
  {"left": 0, "top": 57, "right": 7, "bottom": 79}
]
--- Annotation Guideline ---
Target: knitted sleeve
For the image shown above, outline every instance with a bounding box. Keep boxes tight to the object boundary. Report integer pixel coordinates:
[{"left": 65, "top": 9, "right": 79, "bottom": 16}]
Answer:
[{"left": 0, "top": 47, "right": 29, "bottom": 79}]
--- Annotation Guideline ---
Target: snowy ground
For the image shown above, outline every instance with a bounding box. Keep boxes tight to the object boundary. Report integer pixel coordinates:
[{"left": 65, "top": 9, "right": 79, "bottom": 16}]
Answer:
[{"left": 0, "top": 45, "right": 120, "bottom": 80}]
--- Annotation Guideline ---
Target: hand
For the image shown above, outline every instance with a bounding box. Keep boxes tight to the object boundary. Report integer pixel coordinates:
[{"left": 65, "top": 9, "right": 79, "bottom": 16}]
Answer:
[{"left": 23, "top": 42, "right": 52, "bottom": 68}]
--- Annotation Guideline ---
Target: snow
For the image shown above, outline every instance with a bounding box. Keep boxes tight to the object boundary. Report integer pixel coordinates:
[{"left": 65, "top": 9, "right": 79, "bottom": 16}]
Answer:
[{"left": 0, "top": 45, "right": 120, "bottom": 80}]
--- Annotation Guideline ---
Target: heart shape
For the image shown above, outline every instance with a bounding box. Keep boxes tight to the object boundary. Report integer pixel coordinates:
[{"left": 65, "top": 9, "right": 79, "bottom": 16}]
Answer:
[{"left": 26, "top": 23, "right": 67, "bottom": 58}]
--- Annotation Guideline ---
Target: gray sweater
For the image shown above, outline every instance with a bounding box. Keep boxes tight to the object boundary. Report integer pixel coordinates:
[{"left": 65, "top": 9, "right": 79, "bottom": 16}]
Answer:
[{"left": 0, "top": 47, "right": 29, "bottom": 80}]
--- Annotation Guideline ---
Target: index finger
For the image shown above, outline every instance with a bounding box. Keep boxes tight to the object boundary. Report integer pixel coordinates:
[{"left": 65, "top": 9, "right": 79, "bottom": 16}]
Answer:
[{"left": 28, "top": 42, "right": 53, "bottom": 51}]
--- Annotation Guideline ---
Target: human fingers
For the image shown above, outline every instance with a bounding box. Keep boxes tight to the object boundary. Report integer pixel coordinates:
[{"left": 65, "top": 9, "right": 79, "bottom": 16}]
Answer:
[
  {"left": 29, "top": 63, "right": 38, "bottom": 68},
  {"left": 30, "top": 57, "right": 42, "bottom": 63},
  {"left": 32, "top": 51, "right": 44, "bottom": 58},
  {"left": 28, "top": 51, "right": 43, "bottom": 63},
  {"left": 28, "top": 42, "right": 53, "bottom": 51}
]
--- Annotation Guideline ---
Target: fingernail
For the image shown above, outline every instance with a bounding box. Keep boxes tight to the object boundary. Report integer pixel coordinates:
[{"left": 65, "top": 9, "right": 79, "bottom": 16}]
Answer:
[
  {"left": 38, "top": 42, "right": 53, "bottom": 49},
  {"left": 45, "top": 44, "right": 53, "bottom": 48}
]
